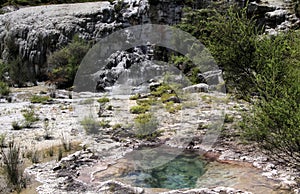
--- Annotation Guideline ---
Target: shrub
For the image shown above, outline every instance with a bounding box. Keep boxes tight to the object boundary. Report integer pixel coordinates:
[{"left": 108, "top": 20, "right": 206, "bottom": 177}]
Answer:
[
  {"left": 97, "top": 97, "right": 110, "bottom": 117},
  {"left": 0, "top": 140, "right": 26, "bottom": 191},
  {"left": 165, "top": 101, "right": 182, "bottom": 114},
  {"left": 97, "top": 97, "right": 110, "bottom": 104},
  {"left": 177, "top": 6, "right": 262, "bottom": 100},
  {"left": 134, "top": 113, "right": 159, "bottom": 140},
  {"left": 30, "top": 95, "right": 51, "bottom": 104},
  {"left": 224, "top": 114, "right": 234, "bottom": 123},
  {"left": 129, "top": 93, "right": 141, "bottom": 100},
  {"left": 80, "top": 115, "right": 100, "bottom": 135},
  {"left": 150, "top": 84, "right": 174, "bottom": 97},
  {"left": 30, "top": 150, "right": 40, "bottom": 164},
  {"left": 57, "top": 148, "right": 63, "bottom": 161},
  {"left": 47, "top": 36, "right": 90, "bottom": 89},
  {"left": 0, "top": 81, "right": 10, "bottom": 96},
  {"left": 22, "top": 108, "right": 39, "bottom": 128},
  {"left": 11, "top": 121, "right": 22, "bottom": 130},
  {"left": 112, "top": 123, "right": 122, "bottom": 130},
  {"left": 99, "top": 119, "right": 110, "bottom": 128},
  {"left": 130, "top": 105, "right": 149, "bottom": 114},
  {"left": 240, "top": 32, "right": 300, "bottom": 169}
]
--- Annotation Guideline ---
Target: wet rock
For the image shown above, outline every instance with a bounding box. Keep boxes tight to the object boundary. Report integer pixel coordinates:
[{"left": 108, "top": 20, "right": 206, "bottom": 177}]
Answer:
[
  {"left": 160, "top": 187, "right": 251, "bottom": 194},
  {"left": 96, "top": 180, "right": 144, "bottom": 194}
]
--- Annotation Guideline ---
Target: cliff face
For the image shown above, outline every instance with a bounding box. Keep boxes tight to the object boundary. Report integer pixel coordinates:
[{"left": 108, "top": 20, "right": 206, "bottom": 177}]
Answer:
[{"left": 0, "top": 1, "right": 144, "bottom": 79}]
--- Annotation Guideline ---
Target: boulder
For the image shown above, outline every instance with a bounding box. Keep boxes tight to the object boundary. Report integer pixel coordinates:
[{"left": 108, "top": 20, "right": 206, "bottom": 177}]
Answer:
[{"left": 183, "top": 83, "right": 209, "bottom": 93}]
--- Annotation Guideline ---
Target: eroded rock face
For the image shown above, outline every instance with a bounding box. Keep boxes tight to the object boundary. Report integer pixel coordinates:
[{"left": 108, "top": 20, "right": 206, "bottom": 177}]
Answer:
[
  {"left": 0, "top": 0, "right": 152, "bottom": 80},
  {"left": 247, "top": 0, "right": 300, "bottom": 34},
  {"left": 0, "top": 0, "right": 192, "bottom": 82}
]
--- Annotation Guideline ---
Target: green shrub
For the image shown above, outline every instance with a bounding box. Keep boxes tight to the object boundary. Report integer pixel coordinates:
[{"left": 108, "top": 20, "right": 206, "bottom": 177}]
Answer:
[
  {"left": 240, "top": 32, "right": 300, "bottom": 168},
  {"left": 0, "top": 81, "right": 10, "bottom": 96},
  {"left": 97, "top": 97, "right": 110, "bottom": 104},
  {"left": 99, "top": 119, "right": 110, "bottom": 128},
  {"left": 0, "top": 140, "right": 26, "bottom": 191},
  {"left": 129, "top": 93, "right": 141, "bottom": 100},
  {"left": 224, "top": 114, "right": 234, "bottom": 123},
  {"left": 12, "top": 121, "right": 22, "bottom": 130},
  {"left": 165, "top": 101, "right": 182, "bottom": 114},
  {"left": 177, "top": 6, "right": 262, "bottom": 100},
  {"left": 22, "top": 108, "right": 39, "bottom": 128},
  {"left": 130, "top": 105, "right": 149, "bottom": 114},
  {"left": 48, "top": 35, "right": 90, "bottom": 89},
  {"left": 150, "top": 84, "right": 173, "bottom": 97},
  {"left": 134, "top": 113, "right": 159, "bottom": 140},
  {"left": 30, "top": 95, "right": 51, "bottom": 104},
  {"left": 112, "top": 123, "right": 122, "bottom": 130},
  {"left": 80, "top": 115, "right": 100, "bottom": 135}
]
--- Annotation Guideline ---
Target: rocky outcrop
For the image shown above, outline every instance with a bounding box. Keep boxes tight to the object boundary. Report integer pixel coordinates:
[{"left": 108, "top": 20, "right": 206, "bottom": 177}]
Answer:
[
  {"left": 247, "top": 0, "right": 300, "bottom": 34},
  {"left": 0, "top": 0, "right": 194, "bottom": 83},
  {"left": 0, "top": 0, "right": 150, "bottom": 81}
]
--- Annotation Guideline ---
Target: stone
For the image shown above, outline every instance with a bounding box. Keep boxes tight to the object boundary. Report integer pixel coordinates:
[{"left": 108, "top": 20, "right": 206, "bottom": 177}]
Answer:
[
  {"left": 183, "top": 83, "right": 209, "bottom": 93},
  {"left": 163, "top": 95, "right": 181, "bottom": 103}
]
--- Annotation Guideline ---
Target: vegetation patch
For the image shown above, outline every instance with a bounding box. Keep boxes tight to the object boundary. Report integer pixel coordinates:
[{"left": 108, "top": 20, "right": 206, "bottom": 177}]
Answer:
[
  {"left": 0, "top": 81, "right": 10, "bottom": 96},
  {"left": 130, "top": 105, "right": 150, "bottom": 114},
  {"left": 80, "top": 115, "right": 100, "bottom": 135},
  {"left": 30, "top": 95, "right": 51, "bottom": 104},
  {"left": 134, "top": 113, "right": 160, "bottom": 140}
]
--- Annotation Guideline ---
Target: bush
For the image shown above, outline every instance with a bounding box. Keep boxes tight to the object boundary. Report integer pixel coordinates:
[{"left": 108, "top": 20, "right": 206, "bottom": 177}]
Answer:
[
  {"left": 134, "top": 113, "right": 160, "bottom": 140},
  {"left": 22, "top": 108, "right": 39, "bottom": 128},
  {"left": 1, "top": 140, "right": 26, "bottom": 191},
  {"left": 80, "top": 115, "right": 100, "bottom": 135},
  {"left": 48, "top": 36, "right": 90, "bottom": 89},
  {"left": 30, "top": 95, "right": 51, "bottom": 104},
  {"left": 129, "top": 93, "right": 141, "bottom": 100},
  {"left": 150, "top": 84, "right": 174, "bottom": 97},
  {"left": 240, "top": 32, "right": 300, "bottom": 169},
  {"left": 130, "top": 105, "right": 149, "bottom": 114},
  {"left": 165, "top": 101, "right": 182, "bottom": 114},
  {"left": 0, "top": 81, "right": 10, "bottom": 96},
  {"left": 177, "top": 6, "right": 262, "bottom": 100},
  {"left": 11, "top": 121, "right": 22, "bottom": 130},
  {"left": 97, "top": 97, "right": 110, "bottom": 104}
]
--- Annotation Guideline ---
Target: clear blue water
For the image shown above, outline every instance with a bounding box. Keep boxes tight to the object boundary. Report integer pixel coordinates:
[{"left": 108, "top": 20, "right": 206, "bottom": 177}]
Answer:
[{"left": 120, "top": 152, "right": 207, "bottom": 189}]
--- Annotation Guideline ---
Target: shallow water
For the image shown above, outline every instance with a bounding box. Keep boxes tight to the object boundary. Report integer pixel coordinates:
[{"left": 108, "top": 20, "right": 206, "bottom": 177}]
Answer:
[{"left": 93, "top": 147, "right": 285, "bottom": 193}]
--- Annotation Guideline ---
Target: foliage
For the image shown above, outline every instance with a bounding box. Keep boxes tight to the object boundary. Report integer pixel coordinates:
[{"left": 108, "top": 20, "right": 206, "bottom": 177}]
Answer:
[
  {"left": 80, "top": 115, "right": 100, "bottom": 135},
  {"left": 11, "top": 121, "right": 22, "bottom": 130},
  {"left": 0, "top": 81, "right": 10, "bottom": 96},
  {"left": 112, "top": 123, "right": 122, "bottom": 130},
  {"left": 240, "top": 32, "right": 300, "bottom": 168},
  {"left": 8, "top": 57, "right": 32, "bottom": 87},
  {"left": 48, "top": 36, "right": 90, "bottom": 89},
  {"left": 130, "top": 105, "right": 150, "bottom": 114},
  {"left": 177, "top": 6, "right": 262, "bottom": 100},
  {"left": 0, "top": 62, "right": 8, "bottom": 82},
  {"left": 22, "top": 108, "right": 39, "bottom": 128},
  {"left": 97, "top": 97, "right": 110, "bottom": 104},
  {"left": 134, "top": 113, "right": 160, "bottom": 140},
  {"left": 150, "top": 84, "right": 174, "bottom": 97},
  {"left": 0, "top": 140, "right": 26, "bottom": 191},
  {"left": 129, "top": 93, "right": 141, "bottom": 100},
  {"left": 165, "top": 101, "right": 182, "bottom": 114},
  {"left": 30, "top": 95, "right": 51, "bottom": 104},
  {"left": 99, "top": 119, "right": 110, "bottom": 128}
]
